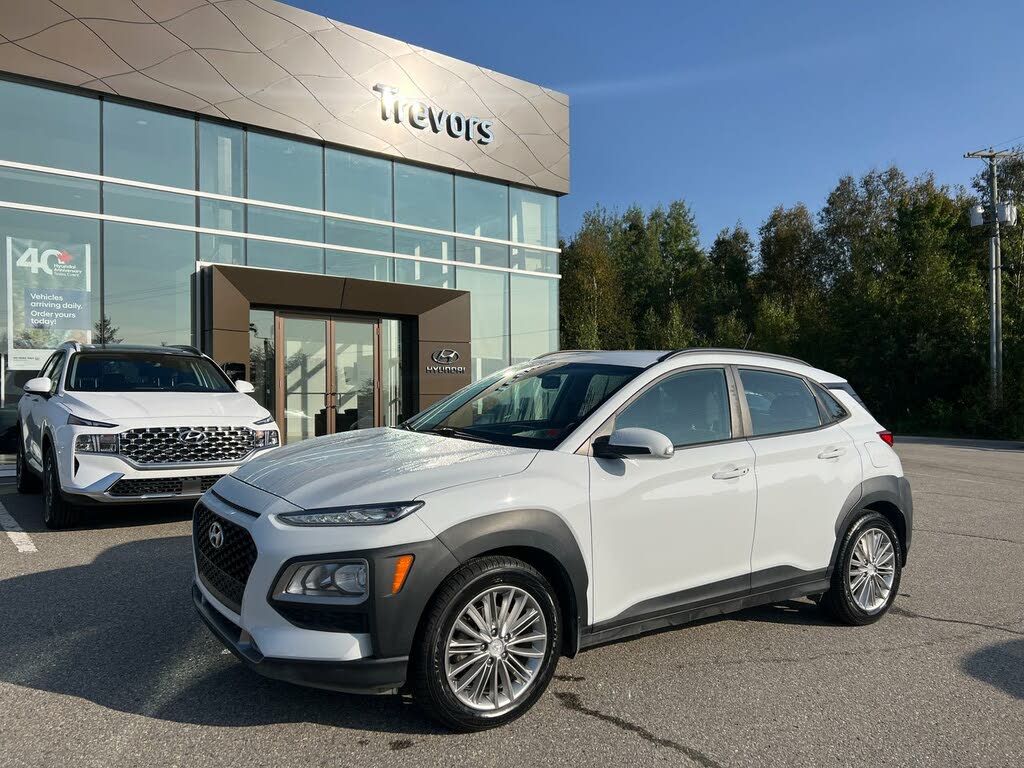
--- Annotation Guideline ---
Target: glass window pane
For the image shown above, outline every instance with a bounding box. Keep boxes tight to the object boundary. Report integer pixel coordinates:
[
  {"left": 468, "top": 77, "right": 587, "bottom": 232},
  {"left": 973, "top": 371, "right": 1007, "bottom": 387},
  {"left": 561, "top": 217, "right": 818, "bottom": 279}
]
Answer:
[
  {"left": 380, "top": 318, "right": 405, "bottom": 426},
  {"left": 247, "top": 132, "right": 322, "bottom": 209},
  {"left": 199, "top": 120, "right": 244, "bottom": 196},
  {"left": 511, "top": 246, "right": 557, "bottom": 274},
  {"left": 740, "top": 369, "right": 823, "bottom": 435},
  {"left": 325, "top": 149, "right": 391, "bottom": 220},
  {"left": 0, "top": 167, "right": 98, "bottom": 213},
  {"left": 104, "top": 223, "right": 194, "bottom": 346},
  {"left": 510, "top": 188, "right": 557, "bottom": 248},
  {"left": 457, "top": 268, "right": 509, "bottom": 380},
  {"left": 103, "top": 184, "right": 194, "bottom": 225},
  {"left": 103, "top": 102, "right": 194, "bottom": 188},
  {"left": 394, "top": 231, "right": 453, "bottom": 288},
  {"left": 510, "top": 274, "right": 558, "bottom": 363},
  {"left": 247, "top": 206, "right": 323, "bottom": 273},
  {"left": 394, "top": 164, "right": 452, "bottom": 230},
  {"left": 457, "top": 238, "right": 508, "bottom": 268},
  {"left": 616, "top": 369, "right": 732, "bottom": 446},
  {"left": 199, "top": 233, "right": 245, "bottom": 265},
  {"left": 248, "top": 308, "right": 275, "bottom": 411},
  {"left": 325, "top": 220, "right": 392, "bottom": 281},
  {"left": 0, "top": 80, "right": 99, "bottom": 173},
  {"left": 456, "top": 177, "right": 508, "bottom": 239}
]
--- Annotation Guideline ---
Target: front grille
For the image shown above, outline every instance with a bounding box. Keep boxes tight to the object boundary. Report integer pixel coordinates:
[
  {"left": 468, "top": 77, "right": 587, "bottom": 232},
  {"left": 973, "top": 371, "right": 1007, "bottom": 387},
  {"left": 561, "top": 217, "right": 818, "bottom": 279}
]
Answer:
[
  {"left": 121, "top": 426, "right": 255, "bottom": 464},
  {"left": 109, "top": 475, "right": 220, "bottom": 497},
  {"left": 193, "top": 502, "right": 257, "bottom": 614}
]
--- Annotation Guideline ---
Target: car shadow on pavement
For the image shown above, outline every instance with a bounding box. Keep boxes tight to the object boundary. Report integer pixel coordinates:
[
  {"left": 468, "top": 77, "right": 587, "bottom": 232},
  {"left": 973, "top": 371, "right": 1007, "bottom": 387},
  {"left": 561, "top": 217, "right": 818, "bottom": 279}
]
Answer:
[
  {"left": 0, "top": 533, "right": 444, "bottom": 735},
  {"left": 961, "top": 639, "right": 1024, "bottom": 700},
  {"left": 0, "top": 488, "right": 194, "bottom": 533}
]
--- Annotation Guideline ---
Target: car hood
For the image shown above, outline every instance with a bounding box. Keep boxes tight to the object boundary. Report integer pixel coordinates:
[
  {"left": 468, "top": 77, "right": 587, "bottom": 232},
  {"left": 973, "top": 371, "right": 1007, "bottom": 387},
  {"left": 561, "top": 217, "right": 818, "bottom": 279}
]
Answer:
[
  {"left": 232, "top": 427, "right": 538, "bottom": 509},
  {"left": 60, "top": 391, "right": 271, "bottom": 422}
]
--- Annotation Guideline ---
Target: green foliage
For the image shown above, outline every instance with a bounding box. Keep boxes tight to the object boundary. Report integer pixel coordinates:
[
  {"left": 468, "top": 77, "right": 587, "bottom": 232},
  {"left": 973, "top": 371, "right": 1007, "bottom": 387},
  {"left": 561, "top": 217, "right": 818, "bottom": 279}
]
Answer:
[{"left": 559, "top": 164, "right": 1022, "bottom": 438}]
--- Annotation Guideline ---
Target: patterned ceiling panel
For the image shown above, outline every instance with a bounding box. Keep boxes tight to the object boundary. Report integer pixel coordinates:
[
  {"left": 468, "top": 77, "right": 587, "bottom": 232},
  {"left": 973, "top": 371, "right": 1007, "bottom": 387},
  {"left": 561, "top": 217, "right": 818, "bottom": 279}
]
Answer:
[{"left": 0, "top": 0, "right": 570, "bottom": 193}]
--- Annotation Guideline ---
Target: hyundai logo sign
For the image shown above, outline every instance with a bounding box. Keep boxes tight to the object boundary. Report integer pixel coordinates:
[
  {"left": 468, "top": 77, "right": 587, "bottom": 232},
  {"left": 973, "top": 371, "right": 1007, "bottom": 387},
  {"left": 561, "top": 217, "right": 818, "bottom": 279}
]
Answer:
[
  {"left": 181, "top": 429, "right": 207, "bottom": 443},
  {"left": 426, "top": 348, "right": 466, "bottom": 375},
  {"left": 208, "top": 521, "right": 224, "bottom": 549}
]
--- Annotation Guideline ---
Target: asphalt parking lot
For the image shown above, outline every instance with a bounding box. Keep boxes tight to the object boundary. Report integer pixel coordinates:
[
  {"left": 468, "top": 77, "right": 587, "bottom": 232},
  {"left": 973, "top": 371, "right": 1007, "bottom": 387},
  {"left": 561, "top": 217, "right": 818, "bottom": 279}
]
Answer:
[{"left": 1, "top": 438, "right": 1021, "bottom": 767}]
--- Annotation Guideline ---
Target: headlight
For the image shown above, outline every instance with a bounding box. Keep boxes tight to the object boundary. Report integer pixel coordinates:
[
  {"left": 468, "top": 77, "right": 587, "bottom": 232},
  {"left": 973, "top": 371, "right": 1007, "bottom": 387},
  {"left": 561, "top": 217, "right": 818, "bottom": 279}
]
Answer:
[
  {"left": 68, "top": 414, "right": 118, "bottom": 428},
  {"left": 277, "top": 501, "right": 423, "bottom": 526},
  {"left": 254, "top": 429, "right": 279, "bottom": 448},
  {"left": 276, "top": 560, "right": 368, "bottom": 601},
  {"left": 74, "top": 433, "right": 119, "bottom": 453},
  {"left": 254, "top": 415, "right": 274, "bottom": 426}
]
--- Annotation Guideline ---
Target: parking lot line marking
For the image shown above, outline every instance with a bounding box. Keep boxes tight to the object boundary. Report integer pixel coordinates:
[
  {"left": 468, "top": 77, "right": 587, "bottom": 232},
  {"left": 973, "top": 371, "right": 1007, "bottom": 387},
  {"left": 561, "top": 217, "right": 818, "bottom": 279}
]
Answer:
[{"left": 0, "top": 500, "right": 36, "bottom": 553}]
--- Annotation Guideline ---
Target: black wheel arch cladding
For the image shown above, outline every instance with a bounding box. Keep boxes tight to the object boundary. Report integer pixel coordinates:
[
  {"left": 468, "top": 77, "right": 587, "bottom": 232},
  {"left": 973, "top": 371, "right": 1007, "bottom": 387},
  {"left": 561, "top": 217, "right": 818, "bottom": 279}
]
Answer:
[
  {"left": 436, "top": 509, "right": 589, "bottom": 656},
  {"left": 832, "top": 475, "right": 913, "bottom": 569}
]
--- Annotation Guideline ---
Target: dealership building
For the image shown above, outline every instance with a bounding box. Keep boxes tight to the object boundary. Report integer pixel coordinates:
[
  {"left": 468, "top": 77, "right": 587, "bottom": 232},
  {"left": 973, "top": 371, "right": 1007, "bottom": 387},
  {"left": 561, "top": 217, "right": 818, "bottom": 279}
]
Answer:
[{"left": 0, "top": 0, "right": 568, "bottom": 455}]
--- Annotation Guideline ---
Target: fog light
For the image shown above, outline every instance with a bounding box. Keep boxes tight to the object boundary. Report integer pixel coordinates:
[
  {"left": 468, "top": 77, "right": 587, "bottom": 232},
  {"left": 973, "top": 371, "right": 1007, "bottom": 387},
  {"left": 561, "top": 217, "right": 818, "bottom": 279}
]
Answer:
[
  {"left": 74, "top": 433, "right": 118, "bottom": 453},
  {"left": 282, "top": 560, "right": 368, "bottom": 600}
]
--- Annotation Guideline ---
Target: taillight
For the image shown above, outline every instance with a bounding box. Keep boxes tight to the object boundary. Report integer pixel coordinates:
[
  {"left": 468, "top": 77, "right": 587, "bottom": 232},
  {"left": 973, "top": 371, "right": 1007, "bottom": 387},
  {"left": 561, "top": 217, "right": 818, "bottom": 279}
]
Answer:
[{"left": 878, "top": 430, "right": 894, "bottom": 446}]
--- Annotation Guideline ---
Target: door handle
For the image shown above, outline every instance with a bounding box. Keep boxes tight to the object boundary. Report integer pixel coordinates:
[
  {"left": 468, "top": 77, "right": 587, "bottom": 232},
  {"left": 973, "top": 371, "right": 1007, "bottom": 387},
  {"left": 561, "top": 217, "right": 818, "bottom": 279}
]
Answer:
[
  {"left": 712, "top": 466, "right": 750, "bottom": 480},
  {"left": 818, "top": 447, "right": 846, "bottom": 460}
]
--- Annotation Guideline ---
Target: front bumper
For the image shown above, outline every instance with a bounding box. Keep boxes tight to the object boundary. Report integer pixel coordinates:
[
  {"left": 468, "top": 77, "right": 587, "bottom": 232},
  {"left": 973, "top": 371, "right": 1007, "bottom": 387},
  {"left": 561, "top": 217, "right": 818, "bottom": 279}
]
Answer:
[{"left": 193, "top": 583, "right": 408, "bottom": 693}]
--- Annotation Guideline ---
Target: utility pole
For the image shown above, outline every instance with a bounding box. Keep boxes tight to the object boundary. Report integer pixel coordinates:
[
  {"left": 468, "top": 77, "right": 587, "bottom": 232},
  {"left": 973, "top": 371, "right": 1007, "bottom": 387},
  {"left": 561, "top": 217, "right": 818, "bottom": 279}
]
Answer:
[{"left": 965, "top": 148, "right": 1018, "bottom": 403}]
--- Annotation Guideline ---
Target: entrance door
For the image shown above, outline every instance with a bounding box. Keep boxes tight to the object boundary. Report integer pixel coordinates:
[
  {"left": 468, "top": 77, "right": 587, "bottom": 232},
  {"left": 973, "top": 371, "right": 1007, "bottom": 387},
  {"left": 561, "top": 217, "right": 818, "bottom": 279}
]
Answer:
[{"left": 278, "top": 315, "right": 378, "bottom": 444}]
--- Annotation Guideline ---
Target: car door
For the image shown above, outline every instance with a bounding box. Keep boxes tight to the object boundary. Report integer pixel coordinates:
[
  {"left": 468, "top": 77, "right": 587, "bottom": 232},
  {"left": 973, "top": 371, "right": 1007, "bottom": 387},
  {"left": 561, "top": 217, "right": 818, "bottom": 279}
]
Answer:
[
  {"left": 22, "top": 351, "right": 62, "bottom": 468},
  {"left": 737, "top": 367, "right": 862, "bottom": 581},
  {"left": 588, "top": 366, "right": 758, "bottom": 626}
]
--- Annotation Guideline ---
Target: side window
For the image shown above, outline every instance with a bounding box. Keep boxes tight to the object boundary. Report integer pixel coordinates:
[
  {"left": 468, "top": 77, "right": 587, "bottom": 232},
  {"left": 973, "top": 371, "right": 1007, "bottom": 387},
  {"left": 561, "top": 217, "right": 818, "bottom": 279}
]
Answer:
[
  {"left": 810, "top": 380, "right": 847, "bottom": 422},
  {"left": 615, "top": 368, "right": 731, "bottom": 447},
  {"left": 739, "top": 369, "right": 822, "bottom": 436}
]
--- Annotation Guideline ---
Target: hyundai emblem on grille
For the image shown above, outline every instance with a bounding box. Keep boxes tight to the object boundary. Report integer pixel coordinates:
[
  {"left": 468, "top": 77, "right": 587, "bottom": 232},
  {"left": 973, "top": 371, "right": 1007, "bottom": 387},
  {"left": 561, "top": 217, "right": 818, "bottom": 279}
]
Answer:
[
  {"left": 208, "top": 521, "right": 224, "bottom": 549},
  {"left": 182, "top": 429, "right": 208, "bottom": 443}
]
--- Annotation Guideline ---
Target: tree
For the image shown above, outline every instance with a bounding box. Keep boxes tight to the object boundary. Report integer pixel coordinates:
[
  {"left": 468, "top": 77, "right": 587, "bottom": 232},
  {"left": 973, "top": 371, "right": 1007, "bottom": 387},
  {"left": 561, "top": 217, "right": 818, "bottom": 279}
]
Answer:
[{"left": 93, "top": 315, "right": 123, "bottom": 345}]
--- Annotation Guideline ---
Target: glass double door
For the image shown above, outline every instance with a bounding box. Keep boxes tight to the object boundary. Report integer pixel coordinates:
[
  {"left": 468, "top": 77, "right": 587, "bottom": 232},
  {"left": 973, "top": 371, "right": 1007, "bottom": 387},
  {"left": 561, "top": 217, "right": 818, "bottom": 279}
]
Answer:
[{"left": 279, "top": 315, "right": 378, "bottom": 444}]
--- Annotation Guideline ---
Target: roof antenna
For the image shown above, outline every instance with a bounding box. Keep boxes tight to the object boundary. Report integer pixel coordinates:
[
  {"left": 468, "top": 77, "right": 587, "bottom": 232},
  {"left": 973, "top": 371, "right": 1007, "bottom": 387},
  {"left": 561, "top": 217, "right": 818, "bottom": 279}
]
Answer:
[{"left": 742, "top": 333, "right": 752, "bottom": 350}]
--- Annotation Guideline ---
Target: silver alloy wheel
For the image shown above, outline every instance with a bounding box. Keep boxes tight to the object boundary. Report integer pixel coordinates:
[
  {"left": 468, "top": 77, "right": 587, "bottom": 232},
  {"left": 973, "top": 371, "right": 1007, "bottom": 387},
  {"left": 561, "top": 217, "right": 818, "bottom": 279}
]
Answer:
[
  {"left": 848, "top": 527, "right": 896, "bottom": 613},
  {"left": 444, "top": 585, "right": 548, "bottom": 713}
]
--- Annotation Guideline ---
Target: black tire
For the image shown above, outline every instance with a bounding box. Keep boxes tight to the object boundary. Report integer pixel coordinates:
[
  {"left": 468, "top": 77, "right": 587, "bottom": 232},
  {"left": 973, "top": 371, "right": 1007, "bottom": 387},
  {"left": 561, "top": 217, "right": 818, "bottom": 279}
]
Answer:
[
  {"left": 821, "top": 511, "right": 902, "bottom": 625},
  {"left": 410, "top": 555, "right": 561, "bottom": 731},
  {"left": 15, "top": 428, "right": 41, "bottom": 494},
  {"left": 42, "top": 444, "right": 78, "bottom": 529}
]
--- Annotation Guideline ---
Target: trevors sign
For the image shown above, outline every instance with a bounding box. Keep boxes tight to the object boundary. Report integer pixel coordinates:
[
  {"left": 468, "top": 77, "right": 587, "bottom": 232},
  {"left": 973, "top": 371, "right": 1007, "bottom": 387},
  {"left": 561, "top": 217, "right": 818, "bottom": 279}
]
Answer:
[{"left": 373, "top": 84, "right": 494, "bottom": 145}]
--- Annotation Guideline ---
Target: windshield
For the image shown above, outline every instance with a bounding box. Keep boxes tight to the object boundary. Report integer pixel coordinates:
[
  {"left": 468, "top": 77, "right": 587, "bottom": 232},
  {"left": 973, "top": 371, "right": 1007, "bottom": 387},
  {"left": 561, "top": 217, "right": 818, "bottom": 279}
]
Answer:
[
  {"left": 406, "top": 362, "right": 641, "bottom": 449},
  {"left": 66, "top": 353, "right": 235, "bottom": 393}
]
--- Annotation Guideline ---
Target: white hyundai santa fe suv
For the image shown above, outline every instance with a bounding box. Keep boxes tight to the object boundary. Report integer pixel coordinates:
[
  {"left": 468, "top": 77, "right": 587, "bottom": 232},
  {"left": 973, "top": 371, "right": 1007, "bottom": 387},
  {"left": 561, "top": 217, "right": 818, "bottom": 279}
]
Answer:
[
  {"left": 17, "top": 342, "right": 280, "bottom": 528},
  {"left": 191, "top": 348, "right": 912, "bottom": 731}
]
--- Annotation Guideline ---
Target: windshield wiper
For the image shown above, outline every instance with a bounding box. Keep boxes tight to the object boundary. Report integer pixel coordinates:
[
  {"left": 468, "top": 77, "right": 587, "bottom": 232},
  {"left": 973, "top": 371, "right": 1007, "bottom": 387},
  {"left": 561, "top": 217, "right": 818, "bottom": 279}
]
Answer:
[{"left": 429, "top": 426, "right": 495, "bottom": 443}]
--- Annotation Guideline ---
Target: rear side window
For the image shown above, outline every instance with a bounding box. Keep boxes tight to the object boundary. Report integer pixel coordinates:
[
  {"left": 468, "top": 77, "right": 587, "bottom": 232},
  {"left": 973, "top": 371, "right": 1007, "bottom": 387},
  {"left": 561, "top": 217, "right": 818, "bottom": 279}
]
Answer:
[
  {"left": 739, "top": 368, "right": 822, "bottom": 436},
  {"left": 810, "top": 381, "right": 848, "bottom": 422},
  {"left": 615, "top": 368, "right": 731, "bottom": 447}
]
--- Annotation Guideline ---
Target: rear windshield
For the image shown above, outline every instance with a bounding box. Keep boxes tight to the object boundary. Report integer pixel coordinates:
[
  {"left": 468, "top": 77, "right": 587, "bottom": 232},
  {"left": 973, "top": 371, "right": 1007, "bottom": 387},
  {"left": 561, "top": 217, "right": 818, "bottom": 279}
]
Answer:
[{"left": 66, "top": 353, "right": 234, "bottom": 393}]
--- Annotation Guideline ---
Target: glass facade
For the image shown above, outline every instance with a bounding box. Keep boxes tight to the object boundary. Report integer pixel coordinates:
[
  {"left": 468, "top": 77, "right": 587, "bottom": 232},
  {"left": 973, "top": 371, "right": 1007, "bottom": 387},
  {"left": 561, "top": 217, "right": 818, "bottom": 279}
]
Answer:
[{"left": 0, "top": 76, "right": 561, "bottom": 457}]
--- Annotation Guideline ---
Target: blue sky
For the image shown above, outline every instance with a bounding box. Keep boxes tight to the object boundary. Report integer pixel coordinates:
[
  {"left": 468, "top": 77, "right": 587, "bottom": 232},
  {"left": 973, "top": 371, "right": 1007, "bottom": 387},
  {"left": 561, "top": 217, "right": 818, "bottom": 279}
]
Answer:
[{"left": 293, "top": 1, "right": 1024, "bottom": 245}]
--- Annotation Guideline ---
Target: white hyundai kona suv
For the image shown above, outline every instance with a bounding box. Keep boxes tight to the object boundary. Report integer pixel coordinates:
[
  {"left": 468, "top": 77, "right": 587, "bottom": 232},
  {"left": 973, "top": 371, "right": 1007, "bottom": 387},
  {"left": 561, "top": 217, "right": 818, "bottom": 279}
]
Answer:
[
  {"left": 191, "top": 348, "right": 911, "bottom": 731},
  {"left": 17, "top": 342, "right": 280, "bottom": 528}
]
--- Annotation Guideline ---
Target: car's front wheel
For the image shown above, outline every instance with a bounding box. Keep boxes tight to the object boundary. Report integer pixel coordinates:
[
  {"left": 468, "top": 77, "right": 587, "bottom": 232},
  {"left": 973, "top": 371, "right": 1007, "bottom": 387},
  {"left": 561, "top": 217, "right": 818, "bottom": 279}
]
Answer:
[
  {"left": 411, "top": 555, "right": 561, "bottom": 731},
  {"left": 42, "top": 444, "right": 78, "bottom": 529},
  {"left": 821, "top": 511, "right": 902, "bottom": 625},
  {"left": 15, "top": 428, "right": 40, "bottom": 494}
]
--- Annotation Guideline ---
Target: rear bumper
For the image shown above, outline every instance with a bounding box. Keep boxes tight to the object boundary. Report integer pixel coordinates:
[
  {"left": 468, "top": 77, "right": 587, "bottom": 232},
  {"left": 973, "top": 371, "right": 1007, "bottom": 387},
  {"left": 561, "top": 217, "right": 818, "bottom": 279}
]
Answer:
[{"left": 192, "top": 582, "right": 408, "bottom": 694}]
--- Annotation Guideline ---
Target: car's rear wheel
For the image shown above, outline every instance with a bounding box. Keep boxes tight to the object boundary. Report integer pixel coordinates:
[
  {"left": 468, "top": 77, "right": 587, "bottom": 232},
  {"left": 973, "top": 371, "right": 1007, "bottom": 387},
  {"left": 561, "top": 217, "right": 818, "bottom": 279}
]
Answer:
[
  {"left": 411, "top": 555, "right": 561, "bottom": 731},
  {"left": 821, "top": 511, "right": 901, "bottom": 625},
  {"left": 15, "top": 428, "right": 40, "bottom": 494},
  {"left": 42, "top": 445, "right": 78, "bottom": 529}
]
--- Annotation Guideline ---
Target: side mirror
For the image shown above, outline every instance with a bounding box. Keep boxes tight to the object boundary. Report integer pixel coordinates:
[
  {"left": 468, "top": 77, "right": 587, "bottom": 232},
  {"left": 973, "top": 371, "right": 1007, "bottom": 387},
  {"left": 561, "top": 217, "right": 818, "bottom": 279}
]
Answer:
[
  {"left": 23, "top": 377, "right": 52, "bottom": 396},
  {"left": 234, "top": 380, "right": 255, "bottom": 394},
  {"left": 593, "top": 427, "right": 675, "bottom": 460}
]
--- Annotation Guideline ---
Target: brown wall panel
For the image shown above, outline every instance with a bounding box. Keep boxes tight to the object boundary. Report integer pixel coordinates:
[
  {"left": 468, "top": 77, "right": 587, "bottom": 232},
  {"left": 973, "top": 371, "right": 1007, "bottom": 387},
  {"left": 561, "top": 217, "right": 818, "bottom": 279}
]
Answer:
[{"left": 418, "top": 341, "right": 471, "bottom": 396}]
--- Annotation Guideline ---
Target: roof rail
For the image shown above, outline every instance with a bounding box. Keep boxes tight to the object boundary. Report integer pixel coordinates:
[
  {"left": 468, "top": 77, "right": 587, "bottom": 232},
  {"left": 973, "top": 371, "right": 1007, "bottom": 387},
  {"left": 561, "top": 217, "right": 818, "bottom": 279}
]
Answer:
[
  {"left": 530, "top": 349, "right": 598, "bottom": 360},
  {"left": 58, "top": 340, "right": 82, "bottom": 352},
  {"left": 656, "top": 347, "right": 810, "bottom": 366},
  {"left": 169, "top": 344, "right": 203, "bottom": 356}
]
